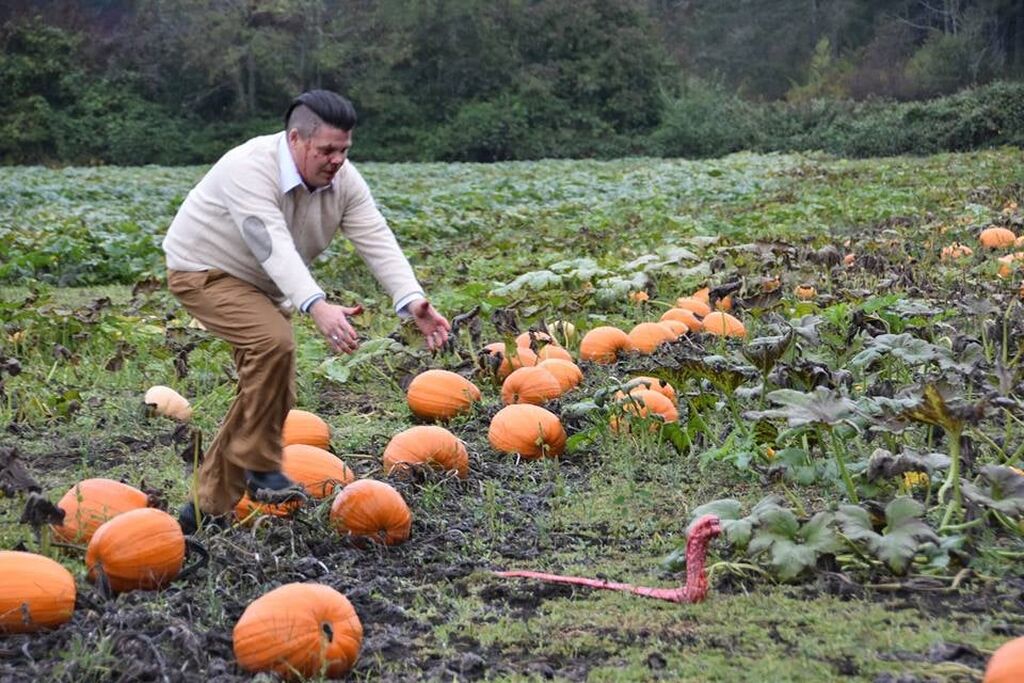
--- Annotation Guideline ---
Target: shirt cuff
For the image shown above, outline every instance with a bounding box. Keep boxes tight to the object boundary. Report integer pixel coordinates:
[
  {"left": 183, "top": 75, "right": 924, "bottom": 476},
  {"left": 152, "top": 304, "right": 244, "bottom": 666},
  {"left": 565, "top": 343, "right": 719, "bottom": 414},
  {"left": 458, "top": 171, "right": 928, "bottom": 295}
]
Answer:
[
  {"left": 300, "top": 292, "right": 326, "bottom": 314},
  {"left": 395, "top": 292, "right": 426, "bottom": 319}
]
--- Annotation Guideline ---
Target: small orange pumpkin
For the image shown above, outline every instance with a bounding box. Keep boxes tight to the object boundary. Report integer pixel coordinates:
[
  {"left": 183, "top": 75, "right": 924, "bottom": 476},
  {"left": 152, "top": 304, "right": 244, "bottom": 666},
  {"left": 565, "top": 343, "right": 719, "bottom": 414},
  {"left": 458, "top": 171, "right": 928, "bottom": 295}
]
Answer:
[
  {"left": 383, "top": 425, "right": 469, "bottom": 479},
  {"left": 940, "top": 243, "right": 973, "bottom": 260},
  {"left": 980, "top": 226, "right": 1017, "bottom": 248},
  {"left": 536, "top": 344, "right": 574, "bottom": 362},
  {"left": 610, "top": 389, "right": 679, "bottom": 432},
  {"left": 627, "top": 376, "right": 676, "bottom": 403},
  {"left": 234, "top": 583, "right": 362, "bottom": 679},
  {"left": 282, "top": 409, "right": 331, "bottom": 449},
  {"left": 406, "top": 369, "right": 482, "bottom": 420},
  {"left": 659, "top": 320, "right": 688, "bottom": 338},
  {"left": 481, "top": 343, "right": 539, "bottom": 379},
  {"left": 996, "top": 252, "right": 1024, "bottom": 278},
  {"left": 53, "top": 478, "right": 149, "bottom": 543},
  {"left": 691, "top": 287, "right": 710, "bottom": 304},
  {"left": 628, "top": 322, "right": 676, "bottom": 353},
  {"left": 702, "top": 311, "right": 747, "bottom": 338},
  {"left": 515, "top": 330, "right": 558, "bottom": 348},
  {"left": 715, "top": 295, "right": 733, "bottom": 311},
  {"left": 843, "top": 253, "right": 855, "bottom": 266},
  {"left": 794, "top": 284, "right": 817, "bottom": 300},
  {"left": 488, "top": 404, "right": 567, "bottom": 459},
  {"left": 674, "top": 297, "right": 711, "bottom": 318},
  {"left": 538, "top": 359, "right": 584, "bottom": 393},
  {"left": 984, "top": 636, "right": 1024, "bottom": 683},
  {"left": 660, "top": 308, "right": 702, "bottom": 331},
  {"left": 330, "top": 480, "right": 411, "bottom": 545},
  {"left": 85, "top": 508, "right": 185, "bottom": 593},
  {"left": 0, "top": 551, "right": 76, "bottom": 633},
  {"left": 501, "top": 366, "right": 563, "bottom": 405},
  {"left": 578, "top": 326, "right": 634, "bottom": 364}
]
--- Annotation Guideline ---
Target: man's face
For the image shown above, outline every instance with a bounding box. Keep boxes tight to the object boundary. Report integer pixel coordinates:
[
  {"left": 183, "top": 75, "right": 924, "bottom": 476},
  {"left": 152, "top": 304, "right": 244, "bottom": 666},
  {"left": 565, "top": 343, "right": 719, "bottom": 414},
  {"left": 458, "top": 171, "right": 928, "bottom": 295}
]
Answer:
[{"left": 289, "top": 125, "right": 352, "bottom": 188}]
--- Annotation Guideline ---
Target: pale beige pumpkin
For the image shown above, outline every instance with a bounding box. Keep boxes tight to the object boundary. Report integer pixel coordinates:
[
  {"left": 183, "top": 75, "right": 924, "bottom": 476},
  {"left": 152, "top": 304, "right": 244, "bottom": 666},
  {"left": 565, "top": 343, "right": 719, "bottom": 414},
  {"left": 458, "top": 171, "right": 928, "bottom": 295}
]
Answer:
[
  {"left": 86, "top": 508, "right": 185, "bottom": 593},
  {"left": 330, "top": 480, "right": 412, "bottom": 545},
  {"left": 578, "top": 326, "right": 633, "bottom": 364},
  {"left": 53, "top": 478, "right": 149, "bottom": 543},
  {"left": 234, "top": 583, "right": 362, "bottom": 679},
  {"left": 0, "top": 551, "right": 76, "bottom": 633},
  {"left": 501, "top": 366, "right": 563, "bottom": 405},
  {"left": 538, "top": 359, "right": 584, "bottom": 393},
  {"left": 406, "top": 369, "right": 481, "bottom": 420},
  {"left": 282, "top": 409, "right": 331, "bottom": 449},
  {"left": 143, "top": 385, "right": 192, "bottom": 421},
  {"left": 383, "top": 425, "right": 469, "bottom": 479},
  {"left": 488, "top": 404, "right": 567, "bottom": 459}
]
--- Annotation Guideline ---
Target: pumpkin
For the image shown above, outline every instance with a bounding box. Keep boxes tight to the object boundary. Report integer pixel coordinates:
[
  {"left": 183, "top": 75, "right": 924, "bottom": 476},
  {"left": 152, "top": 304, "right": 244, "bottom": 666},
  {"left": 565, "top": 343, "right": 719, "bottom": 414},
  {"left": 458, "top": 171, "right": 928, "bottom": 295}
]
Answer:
[
  {"left": 659, "top": 308, "right": 702, "bottom": 331},
  {"left": 0, "top": 551, "right": 76, "bottom": 633},
  {"left": 501, "top": 366, "right": 563, "bottom": 405},
  {"left": 538, "top": 359, "right": 584, "bottom": 393},
  {"left": 715, "top": 295, "right": 734, "bottom": 311},
  {"left": 481, "top": 343, "right": 539, "bottom": 379},
  {"left": 578, "top": 326, "right": 634, "bottom": 364},
  {"left": 627, "top": 376, "right": 676, "bottom": 403},
  {"left": 85, "top": 508, "right": 185, "bottom": 593},
  {"left": 984, "top": 636, "right": 1024, "bottom": 683},
  {"left": 794, "top": 284, "right": 817, "bottom": 300},
  {"left": 53, "top": 478, "right": 149, "bottom": 543},
  {"left": 940, "top": 243, "right": 973, "bottom": 260},
  {"left": 143, "top": 385, "right": 192, "bottom": 421},
  {"left": 996, "top": 252, "right": 1024, "bottom": 278},
  {"left": 383, "top": 425, "right": 469, "bottom": 479},
  {"left": 702, "top": 311, "right": 746, "bottom": 338},
  {"left": 674, "top": 297, "right": 711, "bottom": 318},
  {"left": 515, "top": 330, "right": 558, "bottom": 348},
  {"left": 610, "top": 389, "right": 679, "bottom": 433},
  {"left": 330, "top": 480, "right": 411, "bottom": 545},
  {"left": 537, "top": 344, "right": 574, "bottom": 363},
  {"left": 691, "top": 287, "right": 710, "bottom": 304},
  {"left": 283, "top": 409, "right": 331, "bottom": 449},
  {"left": 236, "top": 445, "right": 355, "bottom": 521},
  {"left": 234, "top": 583, "right": 362, "bottom": 679},
  {"left": 980, "top": 226, "right": 1016, "bottom": 248},
  {"left": 488, "top": 404, "right": 567, "bottom": 459},
  {"left": 406, "top": 369, "right": 481, "bottom": 420},
  {"left": 659, "top": 320, "right": 688, "bottom": 339},
  {"left": 843, "top": 253, "right": 855, "bottom": 266},
  {"left": 628, "top": 322, "right": 676, "bottom": 353},
  {"left": 545, "top": 320, "right": 578, "bottom": 346}
]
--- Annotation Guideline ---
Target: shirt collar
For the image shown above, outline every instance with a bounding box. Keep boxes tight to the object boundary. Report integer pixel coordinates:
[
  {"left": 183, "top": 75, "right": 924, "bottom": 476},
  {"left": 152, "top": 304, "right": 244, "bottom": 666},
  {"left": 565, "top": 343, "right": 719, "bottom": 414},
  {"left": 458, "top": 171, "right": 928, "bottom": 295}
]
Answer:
[{"left": 277, "top": 132, "right": 339, "bottom": 195}]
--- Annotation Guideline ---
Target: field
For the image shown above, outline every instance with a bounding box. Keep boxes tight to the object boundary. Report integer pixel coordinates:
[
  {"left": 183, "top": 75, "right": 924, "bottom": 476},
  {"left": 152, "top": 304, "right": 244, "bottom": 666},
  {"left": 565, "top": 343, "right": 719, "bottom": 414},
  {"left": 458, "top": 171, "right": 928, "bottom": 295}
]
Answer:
[{"left": 2, "top": 148, "right": 1024, "bottom": 682}]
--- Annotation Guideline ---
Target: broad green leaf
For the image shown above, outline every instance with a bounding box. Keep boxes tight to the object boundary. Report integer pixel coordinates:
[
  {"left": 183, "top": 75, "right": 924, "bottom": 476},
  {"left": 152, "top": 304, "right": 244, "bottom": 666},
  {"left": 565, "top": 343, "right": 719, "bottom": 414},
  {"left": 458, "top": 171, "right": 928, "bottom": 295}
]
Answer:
[{"left": 744, "top": 387, "right": 860, "bottom": 427}]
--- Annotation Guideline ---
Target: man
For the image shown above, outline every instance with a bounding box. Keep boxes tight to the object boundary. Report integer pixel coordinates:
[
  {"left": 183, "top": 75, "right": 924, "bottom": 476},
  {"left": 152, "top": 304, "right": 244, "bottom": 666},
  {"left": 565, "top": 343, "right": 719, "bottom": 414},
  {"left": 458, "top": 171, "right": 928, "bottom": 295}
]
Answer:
[{"left": 162, "top": 89, "right": 450, "bottom": 533}]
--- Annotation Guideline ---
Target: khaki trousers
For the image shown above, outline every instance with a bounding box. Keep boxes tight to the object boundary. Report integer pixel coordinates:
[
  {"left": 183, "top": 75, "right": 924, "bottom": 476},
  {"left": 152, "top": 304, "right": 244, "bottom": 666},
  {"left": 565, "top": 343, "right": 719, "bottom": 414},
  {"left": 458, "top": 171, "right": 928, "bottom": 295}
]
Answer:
[{"left": 167, "top": 269, "right": 296, "bottom": 515}]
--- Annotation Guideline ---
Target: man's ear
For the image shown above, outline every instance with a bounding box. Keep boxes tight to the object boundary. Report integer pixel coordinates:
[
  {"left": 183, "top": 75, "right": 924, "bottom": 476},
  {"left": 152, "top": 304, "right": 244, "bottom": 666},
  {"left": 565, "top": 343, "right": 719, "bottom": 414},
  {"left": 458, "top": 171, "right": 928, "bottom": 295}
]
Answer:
[{"left": 286, "top": 129, "right": 300, "bottom": 145}]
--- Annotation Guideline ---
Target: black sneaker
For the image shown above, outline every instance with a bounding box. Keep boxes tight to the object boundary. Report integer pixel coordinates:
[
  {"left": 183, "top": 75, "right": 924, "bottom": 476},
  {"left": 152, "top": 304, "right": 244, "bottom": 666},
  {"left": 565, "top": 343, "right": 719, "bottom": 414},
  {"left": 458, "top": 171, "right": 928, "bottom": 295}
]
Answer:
[
  {"left": 244, "top": 470, "right": 307, "bottom": 504},
  {"left": 177, "top": 502, "right": 228, "bottom": 535}
]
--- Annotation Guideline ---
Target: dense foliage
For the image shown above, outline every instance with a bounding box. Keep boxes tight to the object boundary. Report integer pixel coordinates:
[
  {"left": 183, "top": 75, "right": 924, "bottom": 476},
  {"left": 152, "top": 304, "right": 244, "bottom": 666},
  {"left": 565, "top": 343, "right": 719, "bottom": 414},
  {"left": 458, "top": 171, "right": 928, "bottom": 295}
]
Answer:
[{"left": 2, "top": 0, "right": 1023, "bottom": 164}]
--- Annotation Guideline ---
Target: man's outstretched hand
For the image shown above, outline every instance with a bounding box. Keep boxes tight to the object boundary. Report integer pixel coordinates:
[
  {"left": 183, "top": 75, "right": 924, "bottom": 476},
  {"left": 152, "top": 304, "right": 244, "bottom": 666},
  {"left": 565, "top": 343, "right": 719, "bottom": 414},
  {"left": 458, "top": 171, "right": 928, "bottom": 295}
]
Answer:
[
  {"left": 310, "top": 299, "right": 363, "bottom": 354},
  {"left": 410, "top": 299, "right": 451, "bottom": 351}
]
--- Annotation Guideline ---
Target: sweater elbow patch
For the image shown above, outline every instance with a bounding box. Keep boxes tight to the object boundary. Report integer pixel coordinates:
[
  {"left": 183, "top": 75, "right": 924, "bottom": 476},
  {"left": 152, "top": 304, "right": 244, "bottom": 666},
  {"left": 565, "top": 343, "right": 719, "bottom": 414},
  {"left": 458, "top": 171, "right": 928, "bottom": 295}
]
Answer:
[{"left": 241, "top": 216, "right": 273, "bottom": 262}]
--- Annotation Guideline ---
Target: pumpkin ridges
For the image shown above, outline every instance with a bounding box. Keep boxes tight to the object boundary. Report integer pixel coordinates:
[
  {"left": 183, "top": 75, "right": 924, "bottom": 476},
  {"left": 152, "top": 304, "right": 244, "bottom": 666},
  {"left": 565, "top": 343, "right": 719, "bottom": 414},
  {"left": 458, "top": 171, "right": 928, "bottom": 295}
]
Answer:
[
  {"left": 53, "top": 478, "right": 149, "bottom": 543},
  {"left": 406, "top": 369, "right": 482, "bottom": 420},
  {"left": 85, "top": 508, "right": 185, "bottom": 593},
  {"left": 488, "top": 404, "right": 567, "bottom": 459},
  {"left": 233, "top": 583, "right": 363, "bottom": 679},
  {"left": 282, "top": 409, "right": 331, "bottom": 449},
  {"left": 501, "top": 366, "right": 563, "bottom": 405},
  {"left": 330, "top": 480, "right": 412, "bottom": 545},
  {"left": 0, "top": 551, "right": 76, "bottom": 633},
  {"left": 382, "top": 425, "right": 469, "bottom": 479}
]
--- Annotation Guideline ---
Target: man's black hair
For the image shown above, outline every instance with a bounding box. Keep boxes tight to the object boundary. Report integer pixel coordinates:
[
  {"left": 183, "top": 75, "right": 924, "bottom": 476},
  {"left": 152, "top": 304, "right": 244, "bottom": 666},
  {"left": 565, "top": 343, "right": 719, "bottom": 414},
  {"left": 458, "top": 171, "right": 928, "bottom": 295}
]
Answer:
[{"left": 284, "top": 90, "right": 357, "bottom": 133}]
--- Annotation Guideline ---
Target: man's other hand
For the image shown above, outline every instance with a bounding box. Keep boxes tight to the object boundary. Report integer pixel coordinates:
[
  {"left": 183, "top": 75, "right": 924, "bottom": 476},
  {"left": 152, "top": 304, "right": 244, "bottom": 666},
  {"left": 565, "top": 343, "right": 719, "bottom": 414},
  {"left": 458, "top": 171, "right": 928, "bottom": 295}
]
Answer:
[
  {"left": 310, "top": 299, "right": 363, "bottom": 354},
  {"left": 410, "top": 300, "right": 451, "bottom": 351}
]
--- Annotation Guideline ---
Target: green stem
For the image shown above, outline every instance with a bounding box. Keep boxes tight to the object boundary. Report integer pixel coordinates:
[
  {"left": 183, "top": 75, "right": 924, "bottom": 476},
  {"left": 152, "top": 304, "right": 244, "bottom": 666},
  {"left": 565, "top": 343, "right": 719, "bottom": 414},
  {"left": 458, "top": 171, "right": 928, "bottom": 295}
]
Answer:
[
  {"left": 830, "top": 429, "right": 859, "bottom": 503},
  {"left": 938, "top": 427, "right": 963, "bottom": 528}
]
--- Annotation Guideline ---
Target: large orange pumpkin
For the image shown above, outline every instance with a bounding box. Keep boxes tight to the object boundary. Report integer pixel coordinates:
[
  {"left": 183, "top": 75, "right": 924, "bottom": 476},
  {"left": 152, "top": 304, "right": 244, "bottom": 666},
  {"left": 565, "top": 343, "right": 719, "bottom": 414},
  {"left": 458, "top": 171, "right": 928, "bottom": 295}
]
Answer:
[
  {"left": 488, "top": 404, "right": 567, "bottom": 459},
  {"left": 330, "top": 480, "right": 411, "bottom": 545},
  {"left": 610, "top": 389, "right": 679, "bottom": 432},
  {"left": 985, "top": 636, "right": 1024, "bottom": 683},
  {"left": 578, "top": 327, "right": 633, "bottom": 364},
  {"left": 236, "top": 444, "right": 355, "bottom": 521},
  {"left": 482, "top": 343, "right": 539, "bottom": 379},
  {"left": 501, "top": 366, "right": 562, "bottom": 405},
  {"left": 0, "top": 551, "right": 76, "bottom": 633},
  {"left": 234, "top": 583, "right": 362, "bottom": 679},
  {"left": 538, "top": 359, "right": 584, "bottom": 393},
  {"left": 406, "top": 369, "right": 481, "bottom": 420},
  {"left": 382, "top": 425, "right": 469, "bottom": 479},
  {"left": 702, "top": 311, "right": 747, "bottom": 338},
  {"left": 282, "top": 409, "right": 331, "bottom": 449},
  {"left": 660, "top": 308, "right": 702, "bottom": 331},
  {"left": 628, "top": 322, "right": 676, "bottom": 353},
  {"left": 53, "top": 478, "right": 149, "bottom": 543},
  {"left": 85, "top": 508, "right": 185, "bottom": 593},
  {"left": 980, "top": 226, "right": 1016, "bottom": 248}
]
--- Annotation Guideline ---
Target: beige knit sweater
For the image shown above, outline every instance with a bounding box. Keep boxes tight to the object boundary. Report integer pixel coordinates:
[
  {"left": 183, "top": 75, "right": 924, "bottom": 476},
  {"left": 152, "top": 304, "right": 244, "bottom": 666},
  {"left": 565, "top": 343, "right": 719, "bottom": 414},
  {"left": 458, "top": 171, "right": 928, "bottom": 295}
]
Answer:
[{"left": 162, "top": 132, "right": 424, "bottom": 312}]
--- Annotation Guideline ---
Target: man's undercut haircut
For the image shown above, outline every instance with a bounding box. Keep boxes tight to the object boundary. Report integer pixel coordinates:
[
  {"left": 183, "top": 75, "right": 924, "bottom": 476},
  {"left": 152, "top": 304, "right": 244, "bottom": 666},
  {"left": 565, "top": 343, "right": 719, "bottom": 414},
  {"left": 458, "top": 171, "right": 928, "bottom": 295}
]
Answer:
[{"left": 284, "top": 90, "right": 357, "bottom": 138}]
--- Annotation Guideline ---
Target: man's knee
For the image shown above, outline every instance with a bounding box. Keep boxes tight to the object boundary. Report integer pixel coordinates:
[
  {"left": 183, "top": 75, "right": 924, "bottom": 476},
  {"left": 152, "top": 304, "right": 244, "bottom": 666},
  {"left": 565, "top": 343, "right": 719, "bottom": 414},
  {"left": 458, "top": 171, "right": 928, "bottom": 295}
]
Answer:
[{"left": 254, "top": 321, "right": 295, "bottom": 359}]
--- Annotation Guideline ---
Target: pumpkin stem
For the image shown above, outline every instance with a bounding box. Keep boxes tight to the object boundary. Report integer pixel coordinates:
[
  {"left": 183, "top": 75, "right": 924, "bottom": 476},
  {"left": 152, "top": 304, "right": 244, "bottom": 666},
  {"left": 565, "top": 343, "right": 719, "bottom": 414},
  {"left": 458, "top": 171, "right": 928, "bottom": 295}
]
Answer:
[{"left": 321, "top": 621, "right": 334, "bottom": 643}]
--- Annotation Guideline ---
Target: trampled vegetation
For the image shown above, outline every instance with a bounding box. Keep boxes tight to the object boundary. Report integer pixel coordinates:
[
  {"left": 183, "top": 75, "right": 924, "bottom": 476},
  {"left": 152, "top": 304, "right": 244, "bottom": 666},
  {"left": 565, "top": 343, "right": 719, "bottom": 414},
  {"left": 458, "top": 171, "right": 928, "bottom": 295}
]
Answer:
[{"left": 2, "top": 149, "right": 1024, "bottom": 681}]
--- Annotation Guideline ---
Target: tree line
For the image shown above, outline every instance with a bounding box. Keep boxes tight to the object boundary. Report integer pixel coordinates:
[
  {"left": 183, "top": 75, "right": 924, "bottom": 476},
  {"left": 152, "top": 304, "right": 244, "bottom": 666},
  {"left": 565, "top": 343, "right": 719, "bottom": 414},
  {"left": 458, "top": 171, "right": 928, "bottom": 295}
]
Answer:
[{"left": 1, "top": 0, "right": 1022, "bottom": 165}]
